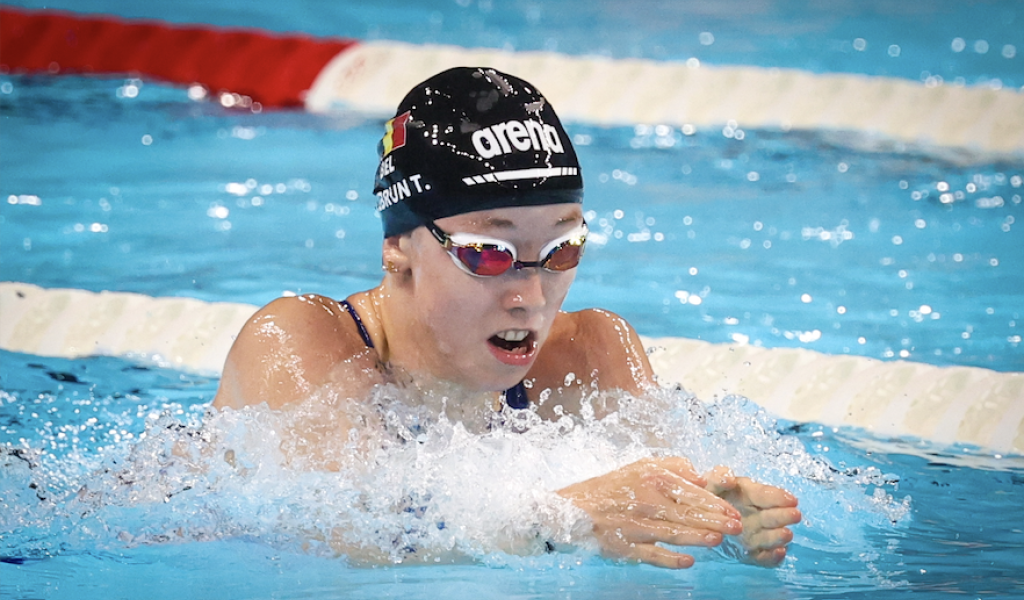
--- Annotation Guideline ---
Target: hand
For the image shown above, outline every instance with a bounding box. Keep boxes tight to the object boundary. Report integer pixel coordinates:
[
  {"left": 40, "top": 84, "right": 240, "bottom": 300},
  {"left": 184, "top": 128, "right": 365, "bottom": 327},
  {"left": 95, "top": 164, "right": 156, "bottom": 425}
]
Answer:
[
  {"left": 704, "top": 466, "right": 802, "bottom": 567},
  {"left": 557, "top": 457, "right": 744, "bottom": 569}
]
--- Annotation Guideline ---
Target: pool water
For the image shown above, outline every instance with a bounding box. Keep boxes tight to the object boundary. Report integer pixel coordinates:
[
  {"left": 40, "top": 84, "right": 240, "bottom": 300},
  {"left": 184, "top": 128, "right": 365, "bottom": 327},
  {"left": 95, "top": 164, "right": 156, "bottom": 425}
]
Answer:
[
  {"left": 1, "top": 351, "right": 1021, "bottom": 599},
  {"left": 2, "top": 0, "right": 1023, "bottom": 598}
]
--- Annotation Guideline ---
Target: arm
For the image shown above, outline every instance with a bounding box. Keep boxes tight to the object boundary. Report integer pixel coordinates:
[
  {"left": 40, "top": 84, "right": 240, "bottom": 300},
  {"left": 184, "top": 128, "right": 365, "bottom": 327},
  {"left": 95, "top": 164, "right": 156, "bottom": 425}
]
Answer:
[{"left": 549, "top": 310, "right": 800, "bottom": 569}]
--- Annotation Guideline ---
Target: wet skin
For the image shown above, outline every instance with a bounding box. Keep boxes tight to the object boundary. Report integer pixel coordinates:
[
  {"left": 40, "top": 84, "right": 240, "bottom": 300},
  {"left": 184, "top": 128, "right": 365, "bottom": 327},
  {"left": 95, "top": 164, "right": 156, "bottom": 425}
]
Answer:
[{"left": 214, "top": 204, "right": 801, "bottom": 569}]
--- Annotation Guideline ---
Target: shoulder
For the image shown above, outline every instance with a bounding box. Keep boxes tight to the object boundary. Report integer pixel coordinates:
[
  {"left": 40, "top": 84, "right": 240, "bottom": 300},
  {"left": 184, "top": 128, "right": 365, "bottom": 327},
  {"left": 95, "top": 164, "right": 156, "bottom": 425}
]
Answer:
[
  {"left": 538, "top": 308, "right": 655, "bottom": 394},
  {"left": 556, "top": 308, "right": 645, "bottom": 354},
  {"left": 241, "top": 294, "right": 360, "bottom": 351},
  {"left": 213, "top": 294, "right": 375, "bottom": 410},
  {"left": 265, "top": 293, "right": 351, "bottom": 328},
  {"left": 562, "top": 308, "right": 637, "bottom": 339}
]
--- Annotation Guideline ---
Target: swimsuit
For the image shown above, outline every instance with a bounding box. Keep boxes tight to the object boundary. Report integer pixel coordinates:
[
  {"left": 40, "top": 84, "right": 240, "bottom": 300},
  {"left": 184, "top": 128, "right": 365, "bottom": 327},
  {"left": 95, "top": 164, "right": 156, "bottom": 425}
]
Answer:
[{"left": 340, "top": 300, "right": 530, "bottom": 409}]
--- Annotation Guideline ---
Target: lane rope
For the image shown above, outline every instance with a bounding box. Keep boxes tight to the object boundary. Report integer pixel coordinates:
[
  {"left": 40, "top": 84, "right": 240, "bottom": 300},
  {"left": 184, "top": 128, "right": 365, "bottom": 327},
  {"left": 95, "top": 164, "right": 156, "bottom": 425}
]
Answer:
[
  {"left": 2, "top": 282, "right": 1021, "bottom": 455},
  {"left": 0, "top": 6, "right": 356, "bottom": 109},
  {"left": 2, "top": 6, "right": 1022, "bottom": 156},
  {"left": 307, "top": 40, "right": 1024, "bottom": 157}
]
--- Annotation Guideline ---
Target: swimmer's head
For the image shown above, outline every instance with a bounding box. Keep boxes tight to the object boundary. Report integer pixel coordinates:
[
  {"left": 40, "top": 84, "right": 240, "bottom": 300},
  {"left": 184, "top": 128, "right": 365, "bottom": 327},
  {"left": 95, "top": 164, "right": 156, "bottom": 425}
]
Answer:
[{"left": 374, "top": 67, "right": 583, "bottom": 238}]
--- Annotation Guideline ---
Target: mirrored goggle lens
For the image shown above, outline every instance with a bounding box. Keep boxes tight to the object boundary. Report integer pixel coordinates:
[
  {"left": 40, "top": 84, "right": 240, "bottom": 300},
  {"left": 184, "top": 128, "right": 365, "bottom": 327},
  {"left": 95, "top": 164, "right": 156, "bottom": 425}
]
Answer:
[
  {"left": 454, "top": 245, "right": 514, "bottom": 276},
  {"left": 541, "top": 241, "right": 584, "bottom": 271}
]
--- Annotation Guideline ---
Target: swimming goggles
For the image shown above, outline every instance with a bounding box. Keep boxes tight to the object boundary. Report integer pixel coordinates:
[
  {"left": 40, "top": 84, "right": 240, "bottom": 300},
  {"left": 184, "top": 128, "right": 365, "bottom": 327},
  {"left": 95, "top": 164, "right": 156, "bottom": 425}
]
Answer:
[{"left": 425, "top": 219, "right": 588, "bottom": 277}]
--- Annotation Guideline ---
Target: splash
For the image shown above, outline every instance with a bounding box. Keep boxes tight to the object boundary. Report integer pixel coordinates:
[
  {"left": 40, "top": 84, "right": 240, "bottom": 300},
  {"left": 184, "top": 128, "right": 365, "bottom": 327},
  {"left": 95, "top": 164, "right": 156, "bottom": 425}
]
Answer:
[{"left": 1, "top": 381, "right": 909, "bottom": 567}]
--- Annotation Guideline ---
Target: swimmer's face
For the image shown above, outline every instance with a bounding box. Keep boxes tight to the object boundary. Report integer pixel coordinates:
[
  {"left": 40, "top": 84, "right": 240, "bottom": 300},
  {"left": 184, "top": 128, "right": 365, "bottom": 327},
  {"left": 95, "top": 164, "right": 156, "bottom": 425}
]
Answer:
[{"left": 398, "top": 203, "right": 583, "bottom": 392}]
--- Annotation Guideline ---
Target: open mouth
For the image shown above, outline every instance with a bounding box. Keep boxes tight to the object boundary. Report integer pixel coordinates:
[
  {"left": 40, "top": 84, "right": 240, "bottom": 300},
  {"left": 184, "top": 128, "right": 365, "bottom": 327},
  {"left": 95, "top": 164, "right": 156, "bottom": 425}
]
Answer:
[{"left": 488, "top": 329, "right": 536, "bottom": 355}]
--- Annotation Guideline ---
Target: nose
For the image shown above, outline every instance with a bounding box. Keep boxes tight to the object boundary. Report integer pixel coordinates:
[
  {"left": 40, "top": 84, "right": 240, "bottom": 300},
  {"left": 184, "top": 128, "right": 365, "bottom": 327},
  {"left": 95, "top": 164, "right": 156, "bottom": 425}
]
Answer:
[{"left": 502, "top": 268, "right": 547, "bottom": 312}]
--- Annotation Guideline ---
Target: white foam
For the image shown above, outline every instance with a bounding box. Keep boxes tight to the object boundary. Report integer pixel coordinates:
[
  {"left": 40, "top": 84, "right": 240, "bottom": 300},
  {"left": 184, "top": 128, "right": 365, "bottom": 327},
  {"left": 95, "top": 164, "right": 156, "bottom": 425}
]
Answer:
[{"left": 1, "top": 382, "right": 909, "bottom": 567}]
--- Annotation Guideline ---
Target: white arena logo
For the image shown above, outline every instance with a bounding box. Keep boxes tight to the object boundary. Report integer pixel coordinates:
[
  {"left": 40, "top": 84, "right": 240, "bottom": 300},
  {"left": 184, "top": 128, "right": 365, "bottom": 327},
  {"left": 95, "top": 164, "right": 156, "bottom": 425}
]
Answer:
[{"left": 471, "top": 119, "right": 565, "bottom": 159}]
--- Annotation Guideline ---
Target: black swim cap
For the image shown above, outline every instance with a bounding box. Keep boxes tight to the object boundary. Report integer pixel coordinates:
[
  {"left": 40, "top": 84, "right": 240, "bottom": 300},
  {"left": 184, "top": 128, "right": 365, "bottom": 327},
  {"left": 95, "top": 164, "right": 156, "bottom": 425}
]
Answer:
[{"left": 374, "top": 67, "right": 583, "bottom": 237}]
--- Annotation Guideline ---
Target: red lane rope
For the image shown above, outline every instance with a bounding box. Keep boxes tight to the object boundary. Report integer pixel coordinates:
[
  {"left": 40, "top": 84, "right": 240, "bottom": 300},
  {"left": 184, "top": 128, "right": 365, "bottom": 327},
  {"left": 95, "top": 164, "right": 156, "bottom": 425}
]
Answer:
[{"left": 0, "top": 6, "right": 358, "bottom": 108}]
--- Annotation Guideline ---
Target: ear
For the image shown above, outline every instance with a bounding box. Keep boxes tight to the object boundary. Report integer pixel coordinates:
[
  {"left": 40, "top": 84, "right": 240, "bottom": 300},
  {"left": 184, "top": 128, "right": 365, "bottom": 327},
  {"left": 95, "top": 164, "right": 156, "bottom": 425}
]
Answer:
[{"left": 382, "top": 234, "right": 412, "bottom": 275}]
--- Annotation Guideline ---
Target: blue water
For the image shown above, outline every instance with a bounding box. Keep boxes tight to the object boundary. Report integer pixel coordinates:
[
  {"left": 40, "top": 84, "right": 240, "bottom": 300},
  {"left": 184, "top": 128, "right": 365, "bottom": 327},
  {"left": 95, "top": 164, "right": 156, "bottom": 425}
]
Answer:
[{"left": 2, "top": 0, "right": 1024, "bottom": 598}]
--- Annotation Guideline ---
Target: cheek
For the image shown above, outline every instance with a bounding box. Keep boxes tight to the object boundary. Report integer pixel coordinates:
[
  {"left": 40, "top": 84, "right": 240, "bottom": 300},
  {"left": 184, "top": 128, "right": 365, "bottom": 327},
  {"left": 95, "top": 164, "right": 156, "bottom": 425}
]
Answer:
[
  {"left": 544, "top": 271, "right": 576, "bottom": 308},
  {"left": 424, "top": 287, "right": 497, "bottom": 365},
  {"left": 414, "top": 266, "right": 493, "bottom": 329}
]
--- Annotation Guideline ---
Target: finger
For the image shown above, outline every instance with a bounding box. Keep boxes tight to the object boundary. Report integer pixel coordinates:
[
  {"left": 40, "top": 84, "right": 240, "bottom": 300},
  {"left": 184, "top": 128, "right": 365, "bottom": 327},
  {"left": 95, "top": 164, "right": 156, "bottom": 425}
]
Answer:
[
  {"left": 748, "top": 546, "right": 788, "bottom": 568},
  {"left": 741, "top": 480, "right": 799, "bottom": 510},
  {"left": 598, "top": 510, "right": 731, "bottom": 549},
  {"left": 624, "top": 519, "right": 728, "bottom": 547},
  {"left": 743, "top": 525, "right": 795, "bottom": 552},
  {"left": 702, "top": 465, "right": 736, "bottom": 495},
  {"left": 599, "top": 514, "right": 716, "bottom": 545},
  {"left": 627, "top": 497, "right": 741, "bottom": 534},
  {"left": 649, "top": 474, "right": 742, "bottom": 520},
  {"left": 662, "top": 504, "right": 743, "bottom": 535},
  {"left": 654, "top": 456, "right": 706, "bottom": 487},
  {"left": 624, "top": 542, "right": 696, "bottom": 570},
  {"left": 748, "top": 506, "right": 802, "bottom": 530}
]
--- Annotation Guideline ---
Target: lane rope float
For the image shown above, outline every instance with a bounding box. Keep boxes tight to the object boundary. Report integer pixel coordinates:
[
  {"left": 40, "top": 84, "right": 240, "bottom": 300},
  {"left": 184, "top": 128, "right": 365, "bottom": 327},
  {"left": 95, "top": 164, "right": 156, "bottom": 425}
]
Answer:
[
  {"left": 2, "top": 282, "right": 1021, "bottom": 455},
  {"left": 0, "top": 6, "right": 356, "bottom": 109},
  {"left": 2, "top": 6, "right": 1022, "bottom": 156}
]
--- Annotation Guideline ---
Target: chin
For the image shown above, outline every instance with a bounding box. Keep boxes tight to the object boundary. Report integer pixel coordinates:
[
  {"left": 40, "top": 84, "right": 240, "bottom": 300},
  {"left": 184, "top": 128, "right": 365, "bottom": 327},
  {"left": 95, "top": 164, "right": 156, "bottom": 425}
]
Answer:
[{"left": 476, "top": 366, "right": 532, "bottom": 393}]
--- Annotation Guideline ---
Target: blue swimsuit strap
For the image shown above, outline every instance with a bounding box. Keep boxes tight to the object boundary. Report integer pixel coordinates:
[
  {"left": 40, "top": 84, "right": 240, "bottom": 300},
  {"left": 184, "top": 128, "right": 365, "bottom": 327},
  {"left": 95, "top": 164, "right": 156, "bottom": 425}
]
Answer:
[
  {"left": 339, "top": 299, "right": 375, "bottom": 349},
  {"left": 338, "top": 298, "right": 529, "bottom": 409}
]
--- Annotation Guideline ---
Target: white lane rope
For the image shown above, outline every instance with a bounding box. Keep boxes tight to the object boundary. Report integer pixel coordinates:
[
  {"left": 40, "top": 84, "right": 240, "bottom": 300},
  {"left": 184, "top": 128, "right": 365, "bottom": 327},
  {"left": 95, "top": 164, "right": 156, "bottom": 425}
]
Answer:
[
  {"left": 307, "top": 41, "right": 1024, "bottom": 158},
  {"left": 2, "top": 282, "right": 1021, "bottom": 454}
]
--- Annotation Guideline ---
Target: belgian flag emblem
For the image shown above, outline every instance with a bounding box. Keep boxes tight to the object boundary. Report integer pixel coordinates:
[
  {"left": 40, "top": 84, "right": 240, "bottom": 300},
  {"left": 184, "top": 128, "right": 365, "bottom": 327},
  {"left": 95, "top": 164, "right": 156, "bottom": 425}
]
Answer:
[{"left": 381, "top": 111, "right": 412, "bottom": 156}]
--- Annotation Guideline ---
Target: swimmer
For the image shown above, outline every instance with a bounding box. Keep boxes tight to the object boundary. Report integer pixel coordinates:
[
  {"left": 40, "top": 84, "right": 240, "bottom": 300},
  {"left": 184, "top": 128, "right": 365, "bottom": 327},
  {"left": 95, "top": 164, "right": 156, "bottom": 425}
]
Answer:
[{"left": 213, "top": 67, "right": 801, "bottom": 569}]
